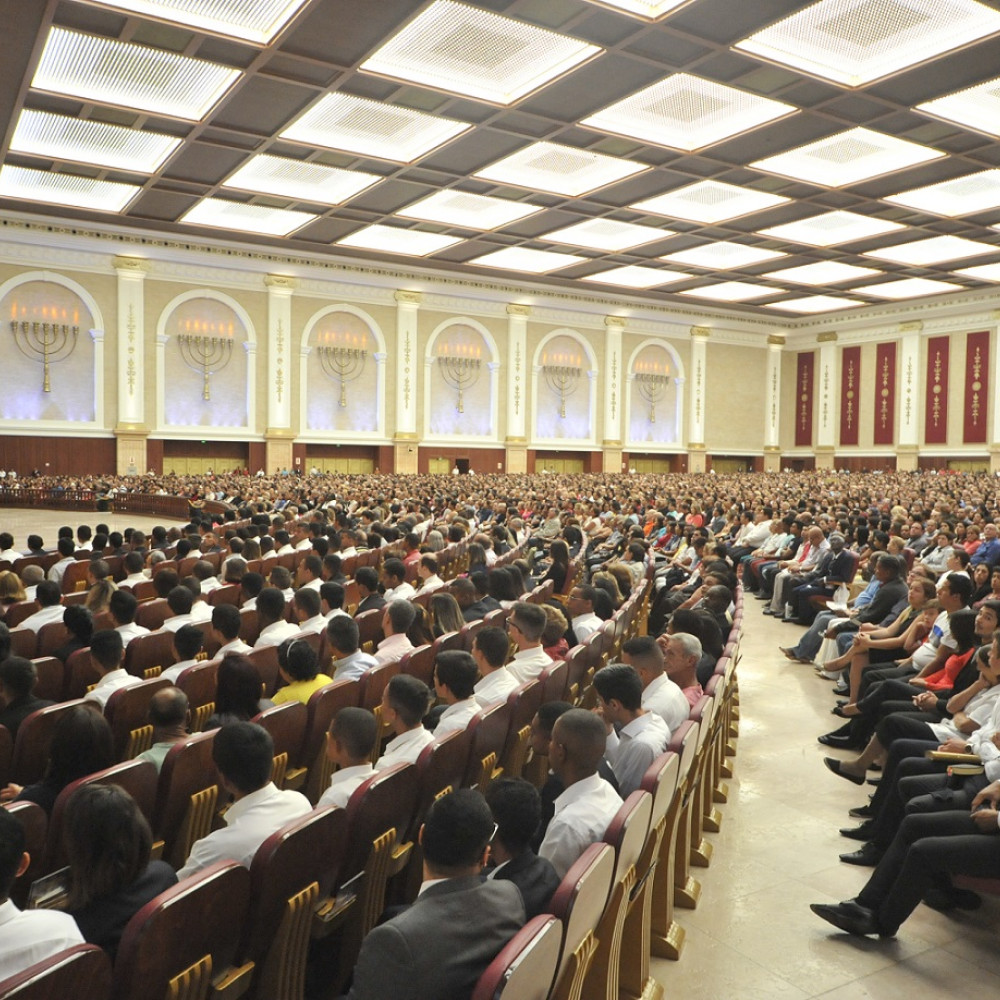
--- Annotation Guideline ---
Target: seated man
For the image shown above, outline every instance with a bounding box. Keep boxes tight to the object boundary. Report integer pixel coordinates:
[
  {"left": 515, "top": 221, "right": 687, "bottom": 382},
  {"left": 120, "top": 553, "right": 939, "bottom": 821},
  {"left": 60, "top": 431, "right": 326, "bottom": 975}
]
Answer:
[
  {"left": 0, "top": 808, "right": 84, "bottom": 979},
  {"left": 621, "top": 635, "right": 689, "bottom": 733},
  {"left": 320, "top": 582, "right": 349, "bottom": 622},
  {"left": 472, "top": 627, "right": 520, "bottom": 708},
  {"left": 374, "top": 674, "right": 434, "bottom": 771},
  {"left": 566, "top": 586, "right": 603, "bottom": 644},
  {"left": 177, "top": 722, "right": 311, "bottom": 879},
  {"left": 506, "top": 602, "right": 553, "bottom": 684},
  {"left": 109, "top": 589, "right": 150, "bottom": 646},
  {"left": 211, "top": 604, "right": 253, "bottom": 658},
  {"left": 253, "top": 587, "right": 299, "bottom": 649},
  {"left": 18, "top": 579, "right": 64, "bottom": 633},
  {"left": 85, "top": 630, "right": 143, "bottom": 711},
  {"left": 292, "top": 588, "right": 327, "bottom": 635},
  {"left": 160, "top": 624, "right": 204, "bottom": 683},
  {"left": 431, "top": 651, "right": 480, "bottom": 739},
  {"left": 135, "top": 687, "right": 190, "bottom": 772},
  {"left": 661, "top": 632, "right": 704, "bottom": 707},
  {"left": 318, "top": 707, "right": 376, "bottom": 809},
  {"left": 327, "top": 615, "right": 377, "bottom": 682},
  {"left": 374, "top": 600, "right": 416, "bottom": 666},
  {"left": 159, "top": 586, "right": 196, "bottom": 633},
  {"left": 381, "top": 558, "right": 415, "bottom": 602},
  {"left": 0, "top": 657, "right": 54, "bottom": 741},
  {"left": 347, "top": 789, "right": 524, "bottom": 1000}
]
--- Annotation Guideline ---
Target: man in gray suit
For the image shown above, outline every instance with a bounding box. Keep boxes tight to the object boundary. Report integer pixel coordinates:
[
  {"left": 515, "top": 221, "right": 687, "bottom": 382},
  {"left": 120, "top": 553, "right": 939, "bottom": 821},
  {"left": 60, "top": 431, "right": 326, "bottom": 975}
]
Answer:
[{"left": 346, "top": 789, "right": 525, "bottom": 1000}]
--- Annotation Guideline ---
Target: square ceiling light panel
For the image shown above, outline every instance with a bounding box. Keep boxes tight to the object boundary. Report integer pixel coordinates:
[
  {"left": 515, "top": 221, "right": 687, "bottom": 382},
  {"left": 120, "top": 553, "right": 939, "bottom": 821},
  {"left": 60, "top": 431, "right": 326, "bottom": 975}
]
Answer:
[
  {"left": 396, "top": 190, "right": 543, "bottom": 230},
  {"left": 757, "top": 210, "right": 906, "bottom": 246},
  {"left": 222, "top": 154, "right": 380, "bottom": 205},
  {"left": 468, "top": 247, "right": 587, "bottom": 273},
  {"left": 863, "top": 235, "right": 999, "bottom": 264},
  {"left": 543, "top": 218, "right": 670, "bottom": 251},
  {"left": 360, "top": 0, "right": 600, "bottom": 105},
  {"left": 74, "top": 0, "right": 311, "bottom": 44},
  {"left": 632, "top": 180, "right": 788, "bottom": 224},
  {"left": 765, "top": 295, "right": 864, "bottom": 313},
  {"left": 661, "top": 242, "right": 786, "bottom": 269},
  {"left": 884, "top": 170, "right": 1000, "bottom": 217},
  {"left": 583, "top": 0, "right": 697, "bottom": 19},
  {"left": 279, "top": 94, "right": 470, "bottom": 164},
  {"left": 917, "top": 76, "right": 1000, "bottom": 138},
  {"left": 677, "top": 281, "right": 778, "bottom": 302},
  {"left": 734, "top": 0, "right": 1000, "bottom": 87},
  {"left": 9, "top": 109, "right": 181, "bottom": 173},
  {"left": 582, "top": 74, "right": 795, "bottom": 152},
  {"left": 751, "top": 127, "right": 943, "bottom": 187},
  {"left": 475, "top": 142, "right": 648, "bottom": 197},
  {"left": 336, "top": 224, "right": 463, "bottom": 257},
  {"left": 761, "top": 261, "right": 882, "bottom": 285},
  {"left": 32, "top": 27, "right": 239, "bottom": 121},
  {"left": 849, "top": 277, "right": 963, "bottom": 298},
  {"left": 953, "top": 263, "right": 1000, "bottom": 281},
  {"left": 0, "top": 164, "right": 140, "bottom": 212},
  {"left": 581, "top": 265, "right": 690, "bottom": 288},
  {"left": 181, "top": 198, "right": 316, "bottom": 237}
]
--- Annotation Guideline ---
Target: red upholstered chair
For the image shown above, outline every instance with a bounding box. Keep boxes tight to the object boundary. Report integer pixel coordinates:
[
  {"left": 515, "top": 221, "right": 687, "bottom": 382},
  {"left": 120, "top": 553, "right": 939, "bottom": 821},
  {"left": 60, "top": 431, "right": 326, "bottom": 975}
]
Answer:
[
  {"left": 59, "top": 559, "right": 92, "bottom": 595},
  {"left": 398, "top": 643, "right": 434, "bottom": 685},
  {"left": 123, "top": 630, "right": 176, "bottom": 680},
  {"left": 36, "top": 622, "right": 69, "bottom": 659},
  {"left": 247, "top": 645, "right": 280, "bottom": 698},
  {"left": 111, "top": 861, "right": 254, "bottom": 1000},
  {"left": 464, "top": 701, "right": 512, "bottom": 791},
  {"left": 353, "top": 609, "right": 383, "bottom": 654},
  {"left": 134, "top": 599, "right": 172, "bottom": 632},
  {"left": 8, "top": 628, "right": 37, "bottom": 660},
  {"left": 562, "top": 644, "right": 589, "bottom": 706},
  {"left": 432, "top": 630, "right": 464, "bottom": 655},
  {"left": 9, "top": 700, "right": 86, "bottom": 786},
  {"left": 4, "top": 602, "right": 40, "bottom": 629},
  {"left": 63, "top": 648, "right": 98, "bottom": 700},
  {"left": 104, "top": 677, "right": 172, "bottom": 760},
  {"left": 175, "top": 660, "right": 219, "bottom": 732},
  {"left": 539, "top": 658, "right": 568, "bottom": 704},
  {"left": 470, "top": 914, "right": 562, "bottom": 1000},
  {"left": 129, "top": 580, "right": 156, "bottom": 603},
  {"left": 483, "top": 608, "right": 507, "bottom": 629},
  {"left": 0, "top": 944, "right": 111, "bottom": 1000},
  {"left": 459, "top": 618, "right": 485, "bottom": 652},
  {"left": 291, "top": 679, "right": 360, "bottom": 803},
  {"left": 358, "top": 659, "right": 400, "bottom": 756},
  {"left": 239, "top": 608, "right": 260, "bottom": 646},
  {"left": 3, "top": 801, "right": 48, "bottom": 909},
  {"left": 251, "top": 702, "right": 307, "bottom": 789},
  {"left": 685, "top": 694, "right": 717, "bottom": 870},
  {"left": 499, "top": 680, "right": 543, "bottom": 778},
  {"left": 409, "top": 729, "right": 474, "bottom": 838},
  {"left": 208, "top": 584, "right": 241, "bottom": 607}
]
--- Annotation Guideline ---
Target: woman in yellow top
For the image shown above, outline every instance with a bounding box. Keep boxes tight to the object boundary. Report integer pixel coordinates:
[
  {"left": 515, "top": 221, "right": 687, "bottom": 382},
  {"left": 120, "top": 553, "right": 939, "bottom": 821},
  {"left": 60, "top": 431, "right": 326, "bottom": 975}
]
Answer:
[{"left": 272, "top": 638, "right": 333, "bottom": 706}]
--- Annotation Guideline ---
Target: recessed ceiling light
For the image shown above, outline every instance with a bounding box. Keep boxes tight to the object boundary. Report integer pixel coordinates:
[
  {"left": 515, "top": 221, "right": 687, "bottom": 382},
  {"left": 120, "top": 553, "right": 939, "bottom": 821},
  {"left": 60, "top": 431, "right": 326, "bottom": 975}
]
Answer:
[
  {"left": 279, "top": 93, "right": 470, "bottom": 164},
  {"left": 581, "top": 74, "right": 795, "bottom": 152},
  {"left": 884, "top": 170, "right": 1000, "bottom": 217},
  {"left": 0, "top": 164, "right": 139, "bottom": 212},
  {"left": 222, "top": 154, "right": 380, "bottom": 205},
  {"left": 543, "top": 218, "right": 670, "bottom": 251},
  {"left": 677, "top": 281, "right": 779, "bottom": 302},
  {"left": 631, "top": 180, "right": 788, "bottom": 224},
  {"left": 474, "top": 141, "right": 648, "bottom": 197},
  {"left": 74, "top": 0, "right": 311, "bottom": 44},
  {"left": 953, "top": 263, "right": 1000, "bottom": 281},
  {"left": 32, "top": 27, "right": 239, "bottom": 121},
  {"left": 396, "top": 190, "right": 542, "bottom": 230},
  {"left": 757, "top": 210, "right": 907, "bottom": 246},
  {"left": 761, "top": 261, "right": 882, "bottom": 285},
  {"left": 917, "top": 76, "right": 1000, "bottom": 139},
  {"left": 582, "top": 0, "right": 696, "bottom": 19},
  {"left": 181, "top": 198, "right": 316, "bottom": 237},
  {"left": 360, "top": 0, "right": 601, "bottom": 105},
  {"left": 581, "top": 266, "right": 689, "bottom": 288},
  {"left": 863, "top": 235, "right": 999, "bottom": 265},
  {"left": 751, "top": 127, "right": 943, "bottom": 187},
  {"left": 661, "top": 242, "right": 786, "bottom": 269},
  {"left": 468, "top": 247, "right": 587, "bottom": 273},
  {"left": 765, "top": 295, "right": 865, "bottom": 313},
  {"left": 735, "top": 0, "right": 1000, "bottom": 87},
  {"left": 9, "top": 109, "right": 181, "bottom": 173},
  {"left": 336, "top": 224, "right": 463, "bottom": 257},
  {"left": 849, "top": 277, "right": 963, "bottom": 298}
]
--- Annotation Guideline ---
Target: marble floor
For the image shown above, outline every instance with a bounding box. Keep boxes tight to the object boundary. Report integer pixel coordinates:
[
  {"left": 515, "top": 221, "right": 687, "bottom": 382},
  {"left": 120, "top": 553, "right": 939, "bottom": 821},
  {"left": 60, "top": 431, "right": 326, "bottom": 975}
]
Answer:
[
  {"left": 651, "top": 595, "right": 1000, "bottom": 1000},
  {"left": 0, "top": 509, "right": 189, "bottom": 553}
]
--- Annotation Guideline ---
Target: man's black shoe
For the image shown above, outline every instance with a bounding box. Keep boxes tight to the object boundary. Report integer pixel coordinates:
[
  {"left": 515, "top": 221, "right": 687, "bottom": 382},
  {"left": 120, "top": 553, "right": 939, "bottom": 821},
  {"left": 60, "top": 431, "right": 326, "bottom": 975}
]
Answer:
[{"left": 839, "top": 843, "right": 883, "bottom": 867}]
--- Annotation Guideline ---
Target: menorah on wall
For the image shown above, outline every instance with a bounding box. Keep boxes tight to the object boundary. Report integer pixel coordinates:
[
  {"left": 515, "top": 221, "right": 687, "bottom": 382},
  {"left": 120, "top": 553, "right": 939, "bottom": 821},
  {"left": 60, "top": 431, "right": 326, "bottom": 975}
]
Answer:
[
  {"left": 437, "top": 349, "right": 481, "bottom": 413},
  {"left": 318, "top": 343, "right": 367, "bottom": 407},
  {"left": 178, "top": 332, "right": 234, "bottom": 401},
  {"left": 635, "top": 371, "right": 672, "bottom": 423},
  {"left": 10, "top": 307, "right": 79, "bottom": 392},
  {"left": 543, "top": 362, "right": 581, "bottom": 418}
]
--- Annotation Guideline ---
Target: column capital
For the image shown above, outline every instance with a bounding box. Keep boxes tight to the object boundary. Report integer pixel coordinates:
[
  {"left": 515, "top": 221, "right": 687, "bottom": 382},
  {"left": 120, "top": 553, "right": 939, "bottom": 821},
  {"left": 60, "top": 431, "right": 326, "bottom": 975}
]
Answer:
[
  {"left": 767, "top": 335, "right": 785, "bottom": 347},
  {"left": 817, "top": 332, "right": 838, "bottom": 343},
  {"left": 604, "top": 315, "right": 626, "bottom": 331},
  {"left": 690, "top": 325, "right": 711, "bottom": 339},
  {"left": 264, "top": 274, "right": 298, "bottom": 291},
  {"left": 113, "top": 255, "right": 151, "bottom": 275},
  {"left": 506, "top": 303, "right": 531, "bottom": 317},
  {"left": 899, "top": 321, "right": 923, "bottom": 334},
  {"left": 395, "top": 290, "right": 423, "bottom": 306}
]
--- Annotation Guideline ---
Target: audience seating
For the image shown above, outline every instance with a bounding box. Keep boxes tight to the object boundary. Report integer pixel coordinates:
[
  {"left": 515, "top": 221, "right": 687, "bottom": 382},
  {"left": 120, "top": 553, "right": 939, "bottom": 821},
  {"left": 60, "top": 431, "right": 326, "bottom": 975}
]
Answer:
[
  {"left": 8, "top": 628, "right": 37, "bottom": 659},
  {"left": 685, "top": 694, "right": 717, "bottom": 869},
  {"left": 471, "top": 914, "right": 562, "bottom": 1000},
  {"left": 239, "top": 609, "right": 260, "bottom": 646},
  {"left": 398, "top": 643, "right": 434, "bottom": 685},
  {"left": 667, "top": 719, "right": 703, "bottom": 914},
  {"left": 134, "top": 600, "right": 171, "bottom": 632},
  {"left": 0, "top": 726, "right": 10, "bottom": 788},
  {"left": 63, "top": 649, "right": 98, "bottom": 700},
  {"left": 3, "top": 801, "right": 47, "bottom": 909},
  {"left": 104, "top": 678, "right": 172, "bottom": 760},
  {"left": 153, "top": 730, "right": 219, "bottom": 868},
  {"left": 499, "top": 680, "right": 543, "bottom": 779},
  {"left": 539, "top": 659, "right": 568, "bottom": 704},
  {"left": 175, "top": 661, "right": 219, "bottom": 732},
  {"left": 464, "top": 702, "right": 511, "bottom": 792},
  {"left": 0, "top": 944, "right": 111, "bottom": 1000},
  {"left": 358, "top": 659, "right": 400, "bottom": 756},
  {"left": 208, "top": 584, "right": 241, "bottom": 608},
  {"left": 251, "top": 702, "right": 307, "bottom": 789},
  {"left": 247, "top": 645, "right": 280, "bottom": 698},
  {"left": 5, "top": 602, "right": 40, "bottom": 629},
  {"left": 9, "top": 699, "right": 86, "bottom": 785},
  {"left": 122, "top": 631, "right": 175, "bottom": 680},
  {"left": 353, "top": 609, "right": 382, "bottom": 654},
  {"left": 59, "top": 560, "right": 91, "bottom": 595},
  {"left": 292, "top": 679, "right": 359, "bottom": 802},
  {"left": 35, "top": 623, "right": 69, "bottom": 659}
]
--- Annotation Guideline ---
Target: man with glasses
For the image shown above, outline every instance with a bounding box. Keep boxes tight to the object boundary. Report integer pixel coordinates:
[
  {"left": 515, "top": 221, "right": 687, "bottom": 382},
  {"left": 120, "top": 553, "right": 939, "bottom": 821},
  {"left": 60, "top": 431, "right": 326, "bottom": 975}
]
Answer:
[{"left": 505, "top": 602, "right": 553, "bottom": 683}]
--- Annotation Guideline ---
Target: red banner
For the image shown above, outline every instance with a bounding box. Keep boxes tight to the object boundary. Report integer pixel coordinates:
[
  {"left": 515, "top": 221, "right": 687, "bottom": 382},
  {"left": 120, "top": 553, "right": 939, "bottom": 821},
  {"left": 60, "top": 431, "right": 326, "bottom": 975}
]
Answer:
[
  {"left": 874, "top": 342, "right": 896, "bottom": 446},
  {"left": 964, "top": 330, "right": 990, "bottom": 444},
  {"left": 840, "top": 345, "right": 861, "bottom": 446},
  {"left": 796, "top": 351, "right": 814, "bottom": 447},
  {"left": 924, "top": 336, "right": 949, "bottom": 445}
]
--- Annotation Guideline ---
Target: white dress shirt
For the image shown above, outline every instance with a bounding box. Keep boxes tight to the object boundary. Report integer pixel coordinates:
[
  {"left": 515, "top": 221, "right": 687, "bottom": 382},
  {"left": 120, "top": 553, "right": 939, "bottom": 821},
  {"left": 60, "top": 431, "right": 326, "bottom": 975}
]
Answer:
[
  {"left": 46, "top": 556, "right": 74, "bottom": 585},
  {"left": 318, "top": 763, "right": 374, "bottom": 810},
  {"left": 332, "top": 650, "right": 378, "bottom": 682},
  {"left": 84, "top": 668, "right": 143, "bottom": 710},
  {"left": 0, "top": 900, "right": 84, "bottom": 982},
  {"left": 177, "top": 782, "right": 311, "bottom": 880},
  {"left": 434, "top": 698, "right": 480, "bottom": 739},
  {"left": 254, "top": 620, "right": 300, "bottom": 649},
  {"left": 641, "top": 673, "right": 689, "bottom": 733},
  {"left": 119, "top": 572, "right": 148, "bottom": 590},
  {"left": 18, "top": 604, "right": 66, "bottom": 633},
  {"left": 116, "top": 621, "right": 151, "bottom": 645},
  {"left": 539, "top": 772, "right": 623, "bottom": 880},
  {"left": 474, "top": 668, "right": 520, "bottom": 708},
  {"left": 160, "top": 613, "right": 195, "bottom": 633},
  {"left": 375, "top": 726, "right": 434, "bottom": 771},
  {"left": 374, "top": 633, "right": 414, "bottom": 665},
  {"left": 508, "top": 646, "right": 553, "bottom": 684},
  {"left": 216, "top": 638, "right": 254, "bottom": 657},
  {"left": 604, "top": 712, "right": 670, "bottom": 796},
  {"left": 384, "top": 582, "right": 416, "bottom": 602},
  {"left": 297, "top": 615, "right": 327, "bottom": 636},
  {"left": 160, "top": 657, "right": 201, "bottom": 684},
  {"left": 571, "top": 612, "right": 603, "bottom": 642}
]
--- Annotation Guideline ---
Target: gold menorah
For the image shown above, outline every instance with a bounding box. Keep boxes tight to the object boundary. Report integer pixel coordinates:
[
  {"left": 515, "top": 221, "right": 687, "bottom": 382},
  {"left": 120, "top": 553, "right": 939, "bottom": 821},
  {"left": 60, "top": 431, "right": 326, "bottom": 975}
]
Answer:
[
  {"left": 11, "top": 320, "right": 78, "bottom": 393},
  {"left": 438, "top": 355, "right": 481, "bottom": 413},
  {"left": 317, "top": 345, "right": 367, "bottom": 407},
  {"left": 178, "top": 334, "right": 234, "bottom": 401},
  {"left": 635, "top": 372, "right": 671, "bottom": 423},
  {"left": 543, "top": 364, "right": 581, "bottom": 418}
]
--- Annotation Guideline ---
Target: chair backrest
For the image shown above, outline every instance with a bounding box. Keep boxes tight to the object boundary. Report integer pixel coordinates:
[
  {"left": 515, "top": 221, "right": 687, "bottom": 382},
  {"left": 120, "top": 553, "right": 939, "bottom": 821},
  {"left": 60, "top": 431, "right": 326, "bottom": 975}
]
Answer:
[
  {"left": 3, "top": 801, "right": 47, "bottom": 908},
  {"left": 471, "top": 914, "right": 562, "bottom": 1000},
  {"left": 465, "top": 701, "right": 512, "bottom": 788},
  {"left": 432, "top": 630, "right": 464, "bottom": 655},
  {"left": 28, "top": 657, "right": 65, "bottom": 703},
  {"left": 10, "top": 699, "right": 87, "bottom": 786},
  {"left": 500, "top": 679, "right": 543, "bottom": 775},
  {"left": 399, "top": 643, "right": 435, "bottom": 685},
  {"left": 0, "top": 944, "right": 111, "bottom": 1000},
  {"left": 111, "top": 861, "right": 250, "bottom": 1000},
  {"left": 354, "top": 608, "right": 383, "bottom": 653},
  {"left": 63, "top": 648, "right": 98, "bottom": 700},
  {"left": 252, "top": 702, "right": 307, "bottom": 775},
  {"left": 667, "top": 720, "right": 701, "bottom": 778},
  {"left": 603, "top": 790, "right": 654, "bottom": 885},
  {"left": 639, "top": 752, "right": 680, "bottom": 836},
  {"left": 4, "top": 601, "right": 40, "bottom": 629},
  {"left": 8, "top": 628, "right": 37, "bottom": 659},
  {"left": 153, "top": 730, "right": 218, "bottom": 860},
  {"left": 459, "top": 618, "right": 485, "bottom": 652},
  {"left": 60, "top": 559, "right": 92, "bottom": 594},
  {"left": 122, "top": 630, "right": 176, "bottom": 679},
  {"left": 134, "top": 599, "right": 172, "bottom": 632},
  {"left": 358, "top": 658, "right": 400, "bottom": 712},
  {"left": 539, "top": 659, "right": 568, "bottom": 704},
  {"left": 247, "top": 644, "right": 280, "bottom": 697},
  {"left": 36, "top": 622, "right": 69, "bottom": 658},
  {"left": 208, "top": 584, "right": 241, "bottom": 607},
  {"left": 239, "top": 608, "right": 260, "bottom": 645},
  {"left": 105, "top": 677, "right": 172, "bottom": 759},
  {"left": 299, "top": 678, "right": 360, "bottom": 770},
  {"left": 175, "top": 659, "right": 219, "bottom": 709},
  {"left": 410, "top": 728, "right": 474, "bottom": 837}
]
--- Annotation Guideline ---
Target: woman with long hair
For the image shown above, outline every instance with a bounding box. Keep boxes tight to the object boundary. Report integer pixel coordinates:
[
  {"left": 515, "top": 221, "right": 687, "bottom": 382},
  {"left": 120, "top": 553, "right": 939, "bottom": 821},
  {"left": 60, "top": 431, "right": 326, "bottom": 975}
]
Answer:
[
  {"left": 429, "top": 592, "right": 465, "bottom": 638},
  {"left": 203, "top": 654, "right": 272, "bottom": 730}
]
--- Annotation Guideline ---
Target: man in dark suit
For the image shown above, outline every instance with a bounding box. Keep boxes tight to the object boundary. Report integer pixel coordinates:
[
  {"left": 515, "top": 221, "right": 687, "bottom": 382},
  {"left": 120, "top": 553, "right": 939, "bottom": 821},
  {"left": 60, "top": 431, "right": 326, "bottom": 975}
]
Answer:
[
  {"left": 346, "top": 789, "right": 524, "bottom": 1000},
  {"left": 485, "top": 778, "right": 560, "bottom": 920},
  {"left": 353, "top": 567, "right": 385, "bottom": 615},
  {"left": 0, "top": 657, "right": 54, "bottom": 742}
]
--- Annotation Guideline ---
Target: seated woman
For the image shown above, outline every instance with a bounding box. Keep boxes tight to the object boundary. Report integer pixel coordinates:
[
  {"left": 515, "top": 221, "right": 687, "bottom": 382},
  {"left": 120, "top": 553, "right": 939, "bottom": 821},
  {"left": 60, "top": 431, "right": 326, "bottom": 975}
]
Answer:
[
  {"left": 63, "top": 784, "right": 177, "bottom": 959},
  {"left": 968, "top": 562, "right": 992, "bottom": 605},
  {"left": 591, "top": 571, "right": 624, "bottom": 612},
  {"left": 273, "top": 639, "right": 332, "bottom": 706},
  {"left": 53, "top": 605, "right": 94, "bottom": 664},
  {"left": 0, "top": 570, "right": 26, "bottom": 618},
  {"left": 203, "top": 654, "right": 273, "bottom": 730},
  {"left": 429, "top": 592, "right": 465, "bottom": 639},
  {"left": 535, "top": 539, "right": 570, "bottom": 594}
]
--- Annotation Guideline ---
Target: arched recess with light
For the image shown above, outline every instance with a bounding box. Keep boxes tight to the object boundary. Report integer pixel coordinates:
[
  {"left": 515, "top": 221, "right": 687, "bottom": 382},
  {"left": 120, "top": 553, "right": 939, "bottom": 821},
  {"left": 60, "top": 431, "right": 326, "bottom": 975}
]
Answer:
[
  {"left": 423, "top": 318, "right": 499, "bottom": 442},
  {"left": 625, "top": 339, "right": 685, "bottom": 449},
  {"left": 532, "top": 328, "right": 597, "bottom": 446},
  {"left": 0, "top": 270, "right": 105, "bottom": 432},
  {"left": 156, "top": 289, "right": 256, "bottom": 438},
  {"left": 299, "top": 304, "right": 386, "bottom": 441}
]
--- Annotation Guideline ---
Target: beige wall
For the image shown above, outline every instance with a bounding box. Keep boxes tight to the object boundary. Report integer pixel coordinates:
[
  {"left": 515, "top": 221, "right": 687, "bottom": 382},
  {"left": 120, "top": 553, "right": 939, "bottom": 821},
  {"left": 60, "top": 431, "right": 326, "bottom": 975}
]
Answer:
[{"left": 704, "top": 341, "right": 766, "bottom": 452}]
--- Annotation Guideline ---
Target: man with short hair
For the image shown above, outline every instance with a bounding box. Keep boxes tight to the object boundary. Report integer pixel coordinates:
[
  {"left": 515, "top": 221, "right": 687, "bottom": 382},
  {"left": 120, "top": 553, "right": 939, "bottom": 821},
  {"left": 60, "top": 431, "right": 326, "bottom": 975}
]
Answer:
[
  {"left": 240, "top": 572, "right": 264, "bottom": 611},
  {"left": 46, "top": 536, "right": 76, "bottom": 585},
  {"left": 109, "top": 589, "right": 150, "bottom": 646},
  {"left": 135, "top": 687, "right": 190, "bottom": 772},
  {"left": 381, "top": 558, "right": 416, "bottom": 602},
  {"left": 417, "top": 554, "right": 444, "bottom": 590},
  {"left": 18, "top": 580, "right": 64, "bottom": 633},
  {"left": 622, "top": 635, "right": 689, "bottom": 733},
  {"left": 0, "top": 533, "right": 18, "bottom": 563},
  {"left": 355, "top": 567, "right": 385, "bottom": 615},
  {"left": 566, "top": 585, "right": 603, "bottom": 644},
  {"left": 211, "top": 604, "right": 253, "bottom": 657},
  {"left": 19, "top": 565, "right": 43, "bottom": 602},
  {"left": 192, "top": 560, "right": 222, "bottom": 594},
  {"left": 506, "top": 602, "right": 553, "bottom": 683},
  {"left": 374, "top": 674, "right": 434, "bottom": 771},
  {"left": 293, "top": 588, "right": 326, "bottom": 635},
  {"left": 472, "top": 627, "right": 520, "bottom": 708},
  {"left": 374, "top": 600, "right": 416, "bottom": 665},
  {"left": 318, "top": 707, "right": 376, "bottom": 809},
  {"left": 253, "top": 587, "right": 299, "bottom": 649},
  {"left": 432, "top": 651, "right": 481, "bottom": 739},
  {"left": 327, "top": 616, "right": 378, "bottom": 682},
  {"left": 160, "top": 586, "right": 196, "bottom": 633},
  {"left": 296, "top": 554, "right": 323, "bottom": 592},
  {"left": 85, "top": 630, "right": 143, "bottom": 710},
  {"left": 0, "top": 657, "right": 54, "bottom": 741},
  {"left": 161, "top": 625, "right": 204, "bottom": 683},
  {"left": 320, "top": 581, "right": 349, "bottom": 621},
  {"left": 662, "top": 632, "right": 704, "bottom": 707},
  {"left": 119, "top": 550, "right": 147, "bottom": 589},
  {"left": 268, "top": 565, "right": 295, "bottom": 602},
  {"left": 177, "top": 722, "right": 311, "bottom": 879}
]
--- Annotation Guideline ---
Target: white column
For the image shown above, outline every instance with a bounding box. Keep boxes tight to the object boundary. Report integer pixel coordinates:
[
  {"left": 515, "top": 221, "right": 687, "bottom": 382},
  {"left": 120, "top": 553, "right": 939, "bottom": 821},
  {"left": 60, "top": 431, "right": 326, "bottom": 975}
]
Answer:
[
  {"left": 113, "top": 256, "right": 150, "bottom": 426},
  {"left": 394, "top": 291, "right": 422, "bottom": 437},
  {"left": 603, "top": 316, "right": 624, "bottom": 445},
  {"left": 765, "top": 336, "right": 782, "bottom": 450},
  {"left": 688, "top": 326, "right": 708, "bottom": 446},
  {"left": 506, "top": 304, "right": 529, "bottom": 441},
  {"left": 898, "top": 325, "right": 922, "bottom": 449},
  {"left": 264, "top": 275, "right": 296, "bottom": 433},
  {"left": 816, "top": 333, "right": 838, "bottom": 450},
  {"left": 155, "top": 333, "right": 169, "bottom": 431}
]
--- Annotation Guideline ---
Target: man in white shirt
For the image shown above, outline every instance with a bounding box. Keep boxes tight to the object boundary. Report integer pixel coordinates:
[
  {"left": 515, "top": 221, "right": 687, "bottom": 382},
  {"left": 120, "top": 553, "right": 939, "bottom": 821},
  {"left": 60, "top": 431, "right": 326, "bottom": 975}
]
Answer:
[
  {"left": 0, "top": 809, "right": 84, "bottom": 981},
  {"left": 273, "top": 530, "right": 295, "bottom": 557},
  {"left": 17, "top": 580, "right": 65, "bottom": 633},
  {"left": 327, "top": 616, "right": 378, "bottom": 682},
  {"left": 416, "top": 554, "right": 444, "bottom": 591},
  {"left": 268, "top": 566, "right": 296, "bottom": 602},
  {"left": 622, "top": 635, "right": 690, "bottom": 733},
  {"left": 292, "top": 589, "right": 327, "bottom": 635},
  {"left": 318, "top": 707, "right": 376, "bottom": 810},
  {"left": 374, "top": 674, "right": 434, "bottom": 771},
  {"left": 109, "top": 589, "right": 150, "bottom": 646},
  {"left": 321, "top": 582, "right": 350, "bottom": 622},
  {"left": 566, "top": 586, "right": 604, "bottom": 645},
  {"left": 210, "top": 605, "right": 253, "bottom": 658},
  {"left": 506, "top": 602, "right": 554, "bottom": 684},
  {"left": 192, "top": 561, "right": 223, "bottom": 594},
  {"left": 159, "top": 586, "right": 197, "bottom": 634},
  {"left": 472, "top": 626, "right": 520, "bottom": 708},
  {"left": 118, "top": 551, "right": 148, "bottom": 590},
  {"left": 84, "top": 629, "right": 143, "bottom": 711},
  {"left": 160, "top": 625, "right": 205, "bottom": 683},
  {"left": 45, "top": 537, "right": 76, "bottom": 586},
  {"left": 592, "top": 664, "right": 670, "bottom": 797},
  {"left": 178, "top": 722, "right": 311, "bottom": 880},
  {"left": 381, "top": 558, "right": 416, "bottom": 603},
  {"left": 253, "top": 587, "right": 299, "bottom": 650},
  {"left": 19, "top": 565, "right": 43, "bottom": 603},
  {"left": 374, "top": 601, "right": 416, "bottom": 665},
  {"left": 432, "top": 651, "right": 481, "bottom": 740},
  {"left": 296, "top": 554, "right": 324, "bottom": 593},
  {"left": 539, "top": 709, "right": 623, "bottom": 879},
  {"left": 0, "top": 533, "right": 20, "bottom": 563}
]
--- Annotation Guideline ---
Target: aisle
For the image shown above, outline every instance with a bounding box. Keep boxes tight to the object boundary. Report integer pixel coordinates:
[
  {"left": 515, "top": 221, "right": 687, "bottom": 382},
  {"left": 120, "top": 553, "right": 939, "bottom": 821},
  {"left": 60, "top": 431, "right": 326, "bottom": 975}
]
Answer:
[{"left": 651, "top": 597, "right": 1000, "bottom": 999}]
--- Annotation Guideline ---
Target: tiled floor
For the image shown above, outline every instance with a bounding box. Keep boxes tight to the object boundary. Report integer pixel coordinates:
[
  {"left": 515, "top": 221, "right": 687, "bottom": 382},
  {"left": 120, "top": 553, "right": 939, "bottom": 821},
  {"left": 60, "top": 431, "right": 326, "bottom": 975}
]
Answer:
[{"left": 651, "top": 595, "right": 1000, "bottom": 1000}]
